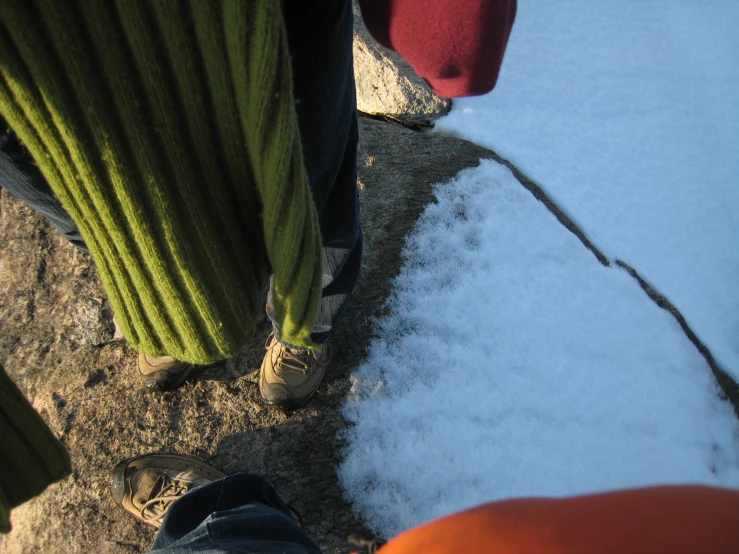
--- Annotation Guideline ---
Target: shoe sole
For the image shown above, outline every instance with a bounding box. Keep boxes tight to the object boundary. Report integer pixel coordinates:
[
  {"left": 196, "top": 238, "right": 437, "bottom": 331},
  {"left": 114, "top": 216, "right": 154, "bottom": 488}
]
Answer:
[
  {"left": 259, "top": 387, "right": 320, "bottom": 411},
  {"left": 139, "top": 363, "right": 197, "bottom": 392}
]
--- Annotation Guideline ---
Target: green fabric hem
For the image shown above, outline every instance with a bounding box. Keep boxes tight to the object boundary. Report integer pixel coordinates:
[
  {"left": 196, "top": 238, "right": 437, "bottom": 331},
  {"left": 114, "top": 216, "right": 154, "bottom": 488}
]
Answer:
[{"left": 0, "top": 0, "right": 322, "bottom": 364}]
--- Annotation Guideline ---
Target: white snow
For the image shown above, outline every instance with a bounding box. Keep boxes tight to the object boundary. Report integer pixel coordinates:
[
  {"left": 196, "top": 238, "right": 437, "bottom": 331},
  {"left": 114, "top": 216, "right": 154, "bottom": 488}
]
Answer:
[
  {"left": 435, "top": 0, "right": 739, "bottom": 380},
  {"left": 340, "top": 0, "right": 739, "bottom": 539},
  {"left": 340, "top": 162, "right": 739, "bottom": 536}
]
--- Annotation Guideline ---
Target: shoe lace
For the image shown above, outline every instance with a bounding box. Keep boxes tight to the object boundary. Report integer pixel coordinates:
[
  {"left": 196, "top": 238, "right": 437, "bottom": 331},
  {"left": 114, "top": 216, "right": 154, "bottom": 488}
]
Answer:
[
  {"left": 278, "top": 347, "right": 313, "bottom": 373},
  {"left": 267, "top": 335, "right": 331, "bottom": 373},
  {"left": 139, "top": 475, "right": 192, "bottom": 525}
]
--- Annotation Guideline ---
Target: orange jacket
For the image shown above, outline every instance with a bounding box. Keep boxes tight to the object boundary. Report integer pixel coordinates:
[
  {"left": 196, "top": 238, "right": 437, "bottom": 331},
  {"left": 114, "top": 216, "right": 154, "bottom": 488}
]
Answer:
[{"left": 377, "top": 486, "right": 739, "bottom": 554}]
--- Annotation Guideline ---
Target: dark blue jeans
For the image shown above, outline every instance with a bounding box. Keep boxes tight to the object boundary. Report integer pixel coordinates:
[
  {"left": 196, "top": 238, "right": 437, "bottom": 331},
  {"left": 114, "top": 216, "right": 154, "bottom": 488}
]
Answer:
[
  {"left": 0, "top": 0, "right": 361, "bottom": 347},
  {"left": 149, "top": 473, "right": 321, "bottom": 554},
  {"left": 0, "top": 129, "right": 87, "bottom": 251},
  {"left": 269, "top": 0, "right": 362, "bottom": 347}
]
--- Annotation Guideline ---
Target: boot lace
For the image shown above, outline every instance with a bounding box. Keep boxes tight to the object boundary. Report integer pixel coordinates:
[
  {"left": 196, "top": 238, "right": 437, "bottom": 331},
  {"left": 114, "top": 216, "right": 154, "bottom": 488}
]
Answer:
[
  {"left": 266, "top": 334, "right": 331, "bottom": 373},
  {"left": 139, "top": 475, "right": 192, "bottom": 525}
]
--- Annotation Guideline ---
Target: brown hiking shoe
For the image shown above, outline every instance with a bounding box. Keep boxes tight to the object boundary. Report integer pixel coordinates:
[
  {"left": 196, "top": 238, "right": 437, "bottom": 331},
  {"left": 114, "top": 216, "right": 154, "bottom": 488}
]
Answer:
[
  {"left": 110, "top": 453, "right": 225, "bottom": 528},
  {"left": 259, "top": 333, "right": 331, "bottom": 410},
  {"left": 138, "top": 353, "right": 196, "bottom": 391}
]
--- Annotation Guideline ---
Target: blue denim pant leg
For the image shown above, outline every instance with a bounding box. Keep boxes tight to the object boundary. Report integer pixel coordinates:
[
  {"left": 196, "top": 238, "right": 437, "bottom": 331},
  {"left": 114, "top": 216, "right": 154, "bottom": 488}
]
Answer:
[
  {"left": 0, "top": 119, "right": 87, "bottom": 251},
  {"left": 268, "top": 0, "right": 363, "bottom": 347},
  {"left": 149, "top": 473, "right": 321, "bottom": 554}
]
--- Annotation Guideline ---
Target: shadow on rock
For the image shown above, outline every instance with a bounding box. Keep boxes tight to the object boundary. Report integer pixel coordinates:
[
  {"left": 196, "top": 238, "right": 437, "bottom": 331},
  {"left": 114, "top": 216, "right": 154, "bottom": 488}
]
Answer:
[{"left": 0, "top": 117, "right": 493, "bottom": 553}]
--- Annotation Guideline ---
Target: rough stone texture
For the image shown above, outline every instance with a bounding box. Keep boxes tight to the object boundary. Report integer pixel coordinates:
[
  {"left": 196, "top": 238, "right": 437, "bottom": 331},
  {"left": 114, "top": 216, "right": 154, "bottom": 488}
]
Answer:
[
  {"left": 352, "top": 2, "right": 452, "bottom": 118},
  {"left": 5, "top": 109, "right": 737, "bottom": 552},
  {"left": 0, "top": 118, "right": 492, "bottom": 553}
]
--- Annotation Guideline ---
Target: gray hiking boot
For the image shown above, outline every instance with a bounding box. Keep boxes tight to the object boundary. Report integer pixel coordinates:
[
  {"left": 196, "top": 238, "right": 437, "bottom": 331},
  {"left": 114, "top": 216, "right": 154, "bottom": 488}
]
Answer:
[
  {"left": 259, "top": 333, "right": 331, "bottom": 410},
  {"left": 137, "top": 353, "right": 196, "bottom": 391},
  {"left": 110, "top": 453, "right": 225, "bottom": 528}
]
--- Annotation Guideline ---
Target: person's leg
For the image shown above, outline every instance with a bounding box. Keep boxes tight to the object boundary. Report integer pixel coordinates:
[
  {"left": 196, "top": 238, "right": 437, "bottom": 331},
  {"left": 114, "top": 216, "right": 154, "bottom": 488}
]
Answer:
[
  {"left": 110, "top": 453, "right": 319, "bottom": 554},
  {"left": 1, "top": 122, "right": 194, "bottom": 390},
  {"left": 150, "top": 474, "right": 320, "bottom": 554},
  {"left": 1, "top": 118, "right": 200, "bottom": 390},
  {"left": 261, "top": 0, "right": 361, "bottom": 409},
  {"left": 268, "top": 0, "right": 361, "bottom": 346},
  {"left": 0, "top": 118, "right": 86, "bottom": 251}
]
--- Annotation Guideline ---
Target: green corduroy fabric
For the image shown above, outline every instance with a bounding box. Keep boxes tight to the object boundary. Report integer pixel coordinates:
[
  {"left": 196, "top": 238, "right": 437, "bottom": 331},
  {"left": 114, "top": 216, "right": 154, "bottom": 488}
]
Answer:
[
  {"left": 0, "top": 363, "right": 72, "bottom": 533},
  {"left": 0, "top": 0, "right": 323, "bottom": 363}
]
